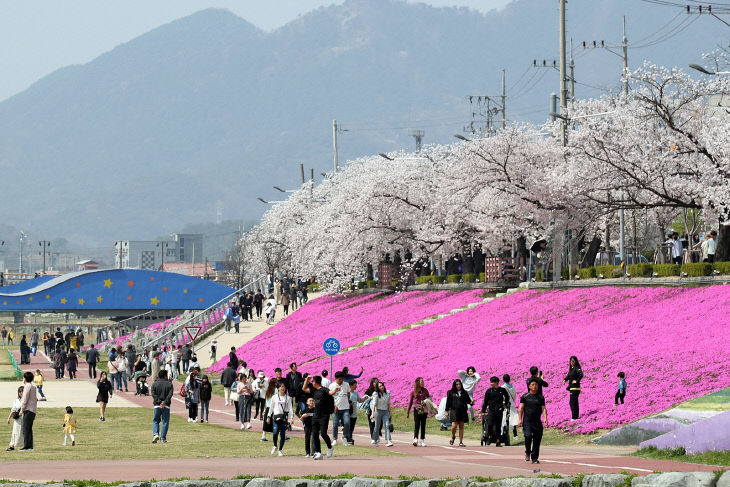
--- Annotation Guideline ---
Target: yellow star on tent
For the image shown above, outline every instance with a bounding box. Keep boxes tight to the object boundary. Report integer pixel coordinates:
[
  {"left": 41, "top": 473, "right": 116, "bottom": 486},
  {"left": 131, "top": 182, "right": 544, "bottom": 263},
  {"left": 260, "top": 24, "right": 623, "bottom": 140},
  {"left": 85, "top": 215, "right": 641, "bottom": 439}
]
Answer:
[
  {"left": 45, "top": 295, "right": 50, "bottom": 299},
  {"left": 96, "top": 296, "right": 103, "bottom": 303},
  {"left": 103, "top": 278, "right": 113, "bottom": 288},
  {"left": 150, "top": 296, "right": 160, "bottom": 306},
  {"left": 60, "top": 298, "right": 67, "bottom": 304},
  {"left": 28, "top": 297, "right": 33, "bottom": 301},
  {"left": 78, "top": 298, "right": 85, "bottom": 305},
  {"left": 183, "top": 289, "right": 188, "bottom": 294},
  {"left": 2, "top": 301, "right": 6, "bottom": 306}
]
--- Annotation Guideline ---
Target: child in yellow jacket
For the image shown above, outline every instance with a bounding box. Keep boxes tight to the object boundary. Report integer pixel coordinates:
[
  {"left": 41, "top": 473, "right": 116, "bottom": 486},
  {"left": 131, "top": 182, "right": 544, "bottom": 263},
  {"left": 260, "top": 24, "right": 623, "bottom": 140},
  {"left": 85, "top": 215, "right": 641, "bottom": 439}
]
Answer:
[{"left": 63, "top": 406, "right": 77, "bottom": 446}]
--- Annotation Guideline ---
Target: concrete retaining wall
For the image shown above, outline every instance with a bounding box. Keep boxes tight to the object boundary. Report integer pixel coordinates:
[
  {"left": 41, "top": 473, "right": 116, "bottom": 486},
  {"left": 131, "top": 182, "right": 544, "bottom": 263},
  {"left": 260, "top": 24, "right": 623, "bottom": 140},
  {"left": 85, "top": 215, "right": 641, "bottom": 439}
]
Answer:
[{"left": 3, "top": 472, "right": 729, "bottom": 487}]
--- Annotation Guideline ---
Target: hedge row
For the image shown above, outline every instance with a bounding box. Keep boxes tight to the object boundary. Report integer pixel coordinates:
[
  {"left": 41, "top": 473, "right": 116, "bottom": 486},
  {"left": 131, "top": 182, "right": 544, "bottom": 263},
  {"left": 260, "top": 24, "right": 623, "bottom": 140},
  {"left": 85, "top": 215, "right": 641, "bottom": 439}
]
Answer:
[{"left": 576, "top": 262, "right": 730, "bottom": 279}]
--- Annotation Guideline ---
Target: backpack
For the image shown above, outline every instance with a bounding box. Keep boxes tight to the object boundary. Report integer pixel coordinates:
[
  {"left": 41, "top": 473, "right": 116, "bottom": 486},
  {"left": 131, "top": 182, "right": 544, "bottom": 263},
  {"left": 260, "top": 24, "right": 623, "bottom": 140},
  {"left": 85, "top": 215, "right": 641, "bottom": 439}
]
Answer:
[
  {"left": 179, "top": 383, "right": 187, "bottom": 397},
  {"left": 231, "top": 381, "right": 238, "bottom": 393}
]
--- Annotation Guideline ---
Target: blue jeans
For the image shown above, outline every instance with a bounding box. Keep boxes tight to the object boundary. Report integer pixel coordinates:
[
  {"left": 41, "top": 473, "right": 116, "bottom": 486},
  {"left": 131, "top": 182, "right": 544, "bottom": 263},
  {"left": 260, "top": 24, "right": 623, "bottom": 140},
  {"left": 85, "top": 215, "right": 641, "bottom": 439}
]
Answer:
[
  {"left": 111, "top": 372, "right": 120, "bottom": 390},
  {"left": 200, "top": 400, "right": 210, "bottom": 422},
  {"left": 332, "top": 410, "right": 351, "bottom": 442},
  {"left": 372, "top": 409, "right": 391, "bottom": 443},
  {"left": 119, "top": 371, "right": 128, "bottom": 391},
  {"left": 273, "top": 419, "right": 287, "bottom": 451},
  {"left": 37, "top": 385, "right": 45, "bottom": 399},
  {"left": 153, "top": 406, "right": 170, "bottom": 441}
]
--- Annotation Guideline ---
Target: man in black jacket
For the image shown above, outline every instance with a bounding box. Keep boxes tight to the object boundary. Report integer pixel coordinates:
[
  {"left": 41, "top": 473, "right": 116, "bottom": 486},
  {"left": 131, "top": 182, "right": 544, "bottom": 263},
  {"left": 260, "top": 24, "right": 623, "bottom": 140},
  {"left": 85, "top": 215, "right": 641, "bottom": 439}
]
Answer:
[
  {"left": 85, "top": 345, "right": 100, "bottom": 378},
  {"left": 285, "top": 363, "right": 303, "bottom": 409},
  {"left": 151, "top": 370, "right": 174, "bottom": 444},
  {"left": 221, "top": 362, "right": 237, "bottom": 406},
  {"left": 181, "top": 344, "right": 193, "bottom": 373},
  {"left": 481, "top": 376, "right": 510, "bottom": 447},
  {"left": 253, "top": 290, "right": 264, "bottom": 320},
  {"left": 304, "top": 375, "right": 335, "bottom": 460}
]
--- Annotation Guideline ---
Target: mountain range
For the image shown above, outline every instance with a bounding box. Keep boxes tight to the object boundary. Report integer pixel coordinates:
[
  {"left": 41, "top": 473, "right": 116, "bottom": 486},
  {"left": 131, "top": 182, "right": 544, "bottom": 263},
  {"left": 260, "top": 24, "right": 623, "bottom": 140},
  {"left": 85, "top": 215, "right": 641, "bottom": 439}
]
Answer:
[{"left": 0, "top": 0, "right": 724, "bottom": 248}]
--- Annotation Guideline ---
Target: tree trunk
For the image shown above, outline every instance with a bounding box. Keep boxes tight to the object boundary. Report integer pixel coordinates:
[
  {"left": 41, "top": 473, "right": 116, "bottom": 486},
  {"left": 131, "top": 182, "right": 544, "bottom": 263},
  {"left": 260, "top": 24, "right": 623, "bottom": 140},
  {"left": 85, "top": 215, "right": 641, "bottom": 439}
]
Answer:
[
  {"left": 582, "top": 236, "right": 602, "bottom": 268},
  {"left": 716, "top": 224, "right": 730, "bottom": 262}
]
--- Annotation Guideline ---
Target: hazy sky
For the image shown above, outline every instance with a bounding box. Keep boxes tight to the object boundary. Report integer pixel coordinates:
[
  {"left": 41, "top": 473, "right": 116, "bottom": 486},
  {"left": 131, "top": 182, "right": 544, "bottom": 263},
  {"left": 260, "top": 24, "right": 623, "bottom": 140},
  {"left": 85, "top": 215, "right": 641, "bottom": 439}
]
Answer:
[{"left": 0, "top": 1, "right": 510, "bottom": 102}]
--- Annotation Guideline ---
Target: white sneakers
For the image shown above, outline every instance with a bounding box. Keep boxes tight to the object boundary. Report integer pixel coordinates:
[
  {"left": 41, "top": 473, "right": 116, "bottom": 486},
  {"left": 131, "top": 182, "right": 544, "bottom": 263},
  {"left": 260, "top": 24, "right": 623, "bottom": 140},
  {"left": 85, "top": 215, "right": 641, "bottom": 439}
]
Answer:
[
  {"left": 240, "top": 424, "right": 245, "bottom": 430},
  {"left": 386, "top": 441, "right": 394, "bottom": 447},
  {"left": 412, "top": 439, "right": 418, "bottom": 446},
  {"left": 326, "top": 447, "right": 333, "bottom": 458},
  {"left": 152, "top": 435, "right": 159, "bottom": 443},
  {"left": 246, "top": 423, "right": 252, "bottom": 429},
  {"left": 313, "top": 452, "right": 322, "bottom": 460},
  {"left": 271, "top": 446, "right": 277, "bottom": 455},
  {"left": 419, "top": 440, "right": 426, "bottom": 447},
  {"left": 278, "top": 450, "right": 283, "bottom": 457},
  {"left": 370, "top": 439, "right": 376, "bottom": 444}
]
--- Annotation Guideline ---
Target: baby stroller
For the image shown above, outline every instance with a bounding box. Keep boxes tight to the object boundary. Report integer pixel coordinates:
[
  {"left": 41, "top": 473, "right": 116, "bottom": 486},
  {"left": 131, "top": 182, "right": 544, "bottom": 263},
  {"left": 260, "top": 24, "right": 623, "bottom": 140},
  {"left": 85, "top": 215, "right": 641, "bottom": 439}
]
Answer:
[
  {"left": 134, "top": 372, "right": 149, "bottom": 396},
  {"left": 480, "top": 408, "right": 511, "bottom": 446}
]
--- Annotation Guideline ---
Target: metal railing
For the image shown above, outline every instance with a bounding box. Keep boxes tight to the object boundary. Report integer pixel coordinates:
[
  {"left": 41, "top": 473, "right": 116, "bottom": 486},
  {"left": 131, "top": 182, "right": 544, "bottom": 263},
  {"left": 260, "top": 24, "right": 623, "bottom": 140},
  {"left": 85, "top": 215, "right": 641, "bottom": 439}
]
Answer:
[
  {"left": 139, "top": 274, "right": 269, "bottom": 350},
  {"left": 7, "top": 350, "right": 22, "bottom": 379}
]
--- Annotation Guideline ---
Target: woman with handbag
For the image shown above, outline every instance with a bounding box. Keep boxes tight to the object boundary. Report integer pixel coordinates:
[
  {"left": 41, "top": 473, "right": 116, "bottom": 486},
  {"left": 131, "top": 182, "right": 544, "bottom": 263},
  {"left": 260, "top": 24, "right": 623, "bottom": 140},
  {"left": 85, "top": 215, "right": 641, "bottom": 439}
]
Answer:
[
  {"left": 230, "top": 374, "right": 242, "bottom": 421},
  {"left": 239, "top": 371, "right": 255, "bottom": 430},
  {"left": 96, "top": 372, "right": 113, "bottom": 421},
  {"left": 253, "top": 371, "right": 268, "bottom": 419},
  {"left": 6, "top": 386, "right": 24, "bottom": 451},
  {"left": 407, "top": 377, "right": 430, "bottom": 447},
  {"left": 267, "top": 382, "right": 293, "bottom": 456},
  {"left": 260, "top": 378, "right": 278, "bottom": 442},
  {"left": 446, "top": 379, "right": 472, "bottom": 447}
]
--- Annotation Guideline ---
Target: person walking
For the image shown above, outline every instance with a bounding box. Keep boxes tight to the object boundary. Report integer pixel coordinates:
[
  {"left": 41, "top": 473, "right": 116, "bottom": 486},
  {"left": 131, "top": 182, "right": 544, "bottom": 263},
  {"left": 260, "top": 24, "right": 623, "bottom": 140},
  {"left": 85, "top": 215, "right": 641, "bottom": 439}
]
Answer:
[
  {"left": 42, "top": 332, "right": 51, "bottom": 357},
  {"left": 181, "top": 344, "right": 192, "bottom": 373},
  {"left": 407, "top": 377, "right": 430, "bottom": 447},
  {"left": 347, "top": 380, "right": 360, "bottom": 444},
  {"left": 96, "top": 372, "right": 113, "bottom": 421},
  {"left": 564, "top": 356, "right": 583, "bottom": 420},
  {"left": 85, "top": 345, "right": 99, "bottom": 379},
  {"left": 221, "top": 361, "right": 237, "bottom": 406},
  {"left": 502, "top": 374, "right": 519, "bottom": 440},
  {"left": 446, "top": 379, "right": 471, "bottom": 447},
  {"left": 285, "top": 363, "right": 304, "bottom": 413},
  {"left": 303, "top": 375, "right": 334, "bottom": 459},
  {"left": 199, "top": 375, "right": 212, "bottom": 423},
  {"left": 481, "top": 376, "right": 510, "bottom": 447},
  {"left": 19, "top": 371, "right": 38, "bottom": 451},
  {"left": 62, "top": 406, "right": 77, "bottom": 446},
  {"left": 253, "top": 371, "right": 268, "bottom": 419},
  {"left": 238, "top": 372, "right": 254, "bottom": 429},
  {"left": 33, "top": 370, "right": 46, "bottom": 401},
  {"left": 108, "top": 353, "right": 120, "bottom": 389},
  {"left": 300, "top": 397, "right": 315, "bottom": 457},
  {"left": 185, "top": 368, "right": 201, "bottom": 422},
  {"left": 281, "top": 292, "right": 291, "bottom": 316},
  {"left": 330, "top": 371, "right": 352, "bottom": 446},
  {"left": 116, "top": 353, "right": 129, "bottom": 392},
  {"left": 151, "top": 369, "right": 173, "bottom": 444},
  {"left": 615, "top": 372, "right": 627, "bottom": 406},
  {"left": 519, "top": 378, "right": 548, "bottom": 464},
  {"left": 267, "top": 382, "right": 293, "bottom": 457},
  {"left": 370, "top": 381, "right": 393, "bottom": 447},
  {"left": 260, "top": 378, "right": 278, "bottom": 442},
  {"left": 66, "top": 349, "right": 78, "bottom": 380},
  {"left": 6, "top": 386, "right": 24, "bottom": 451},
  {"left": 30, "top": 329, "right": 39, "bottom": 357},
  {"left": 265, "top": 294, "right": 277, "bottom": 325},
  {"left": 457, "top": 367, "right": 481, "bottom": 421},
  {"left": 253, "top": 290, "right": 264, "bottom": 320}
]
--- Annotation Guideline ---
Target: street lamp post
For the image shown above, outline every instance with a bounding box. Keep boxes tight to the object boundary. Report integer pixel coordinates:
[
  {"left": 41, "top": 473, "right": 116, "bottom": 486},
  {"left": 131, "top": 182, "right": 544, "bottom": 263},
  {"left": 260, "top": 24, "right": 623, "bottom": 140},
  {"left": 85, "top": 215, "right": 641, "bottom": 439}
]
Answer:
[{"left": 688, "top": 64, "right": 730, "bottom": 75}]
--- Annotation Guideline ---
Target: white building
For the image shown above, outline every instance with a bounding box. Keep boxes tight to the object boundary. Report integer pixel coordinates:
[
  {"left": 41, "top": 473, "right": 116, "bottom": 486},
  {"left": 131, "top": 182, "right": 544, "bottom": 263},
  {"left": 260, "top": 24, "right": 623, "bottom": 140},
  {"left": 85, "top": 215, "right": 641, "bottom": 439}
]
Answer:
[{"left": 114, "top": 233, "right": 203, "bottom": 270}]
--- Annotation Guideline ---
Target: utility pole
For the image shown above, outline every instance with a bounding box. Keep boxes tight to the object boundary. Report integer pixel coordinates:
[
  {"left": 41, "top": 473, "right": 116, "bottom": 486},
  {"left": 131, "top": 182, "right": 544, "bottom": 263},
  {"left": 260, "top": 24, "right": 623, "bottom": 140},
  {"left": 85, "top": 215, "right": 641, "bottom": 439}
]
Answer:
[
  {"left": 559, "top": 0, "right": 567, "bottom": 147},
  {"left": 550, "top": 93, "right": 558, "bottom": 121},
  {"left": 332, "top": 119, "right": 339, "bottom": 173},
  {"left": 38, "top": 240, "right": 51, "bottom": 274},
  {"left": 300, "top": 163, "right": 306, "bottom": 186},
  {"left": 501, "top": 69, "right": 506, "bottom": 129},
  {"left": 569, "top": 39, "right": 575, "bottom": 103},
  {"left": 309, "top": 168, "right": 314, "bottom": 204},
  {"left": 410, "top": 130, "right": 425, "bottom": 152},
  {"left": 18, "top": 231, "right": 26, "bottom": 274}
]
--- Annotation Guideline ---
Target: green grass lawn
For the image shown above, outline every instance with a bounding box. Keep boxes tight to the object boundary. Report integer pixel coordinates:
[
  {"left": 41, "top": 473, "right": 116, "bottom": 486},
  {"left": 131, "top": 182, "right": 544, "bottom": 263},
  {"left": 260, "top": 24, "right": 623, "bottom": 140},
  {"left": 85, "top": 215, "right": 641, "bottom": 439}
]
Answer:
[
  {"left": 633, "top": 446, "right": 730, "bottom": 467},
  {"left": 0, "top": 408, "right": 394, "bottom": 461},
  {"left": 0, "top": 348, "right": 19, "bottom": 380},
  {"left": 677, "top": 387, "right": 730, "bottom": 412}
]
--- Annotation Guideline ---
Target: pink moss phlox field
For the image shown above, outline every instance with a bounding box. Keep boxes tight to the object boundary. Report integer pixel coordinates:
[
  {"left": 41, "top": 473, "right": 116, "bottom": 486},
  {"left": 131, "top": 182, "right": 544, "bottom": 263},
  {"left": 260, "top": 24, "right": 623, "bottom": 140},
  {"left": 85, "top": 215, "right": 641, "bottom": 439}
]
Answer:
[
  {"left": 208, "top": 290, "right": 485, "bottom": 374},
  {"left": 303, "top": 286, "right": 730, "bottom": 433}
]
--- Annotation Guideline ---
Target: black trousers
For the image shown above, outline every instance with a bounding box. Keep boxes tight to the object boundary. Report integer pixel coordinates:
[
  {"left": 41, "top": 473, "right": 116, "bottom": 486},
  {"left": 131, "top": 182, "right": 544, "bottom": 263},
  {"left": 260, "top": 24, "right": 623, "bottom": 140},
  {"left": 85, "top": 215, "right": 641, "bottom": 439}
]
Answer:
[
  {"left": 615, "top": 390, "right": 626, "bottom": 405},
  {"left": 22, "top": 411, "right": 36, "bottom": 450},
  {"left": 189, "top": 402, "right": 198, "bottom": 419},
  {"left": 254, "top": 397, "right": 265, "bottom": 417},
  {"left": 523, "top": 422, "right": 543, "bottom": 461},
  {"left": 89, "top": 362, "right": 97, "bottom": 378},
  {"left": 487, "top": 408, "right": 503, "bottom": 442},
  {"left": 570, "top": 391, "right": 580, "bottom": 419},
  {"left": 255, "top": 304, "right": 262, "bottom": 318},
  {"left": 311, "top": 416, "right": 332, "bottom": 454},
  {"left": 413, "top": 411, "right": 427, "bottom": 439},
  {"left": 304, "top": 423, "right": 312, "bottom": 455}
]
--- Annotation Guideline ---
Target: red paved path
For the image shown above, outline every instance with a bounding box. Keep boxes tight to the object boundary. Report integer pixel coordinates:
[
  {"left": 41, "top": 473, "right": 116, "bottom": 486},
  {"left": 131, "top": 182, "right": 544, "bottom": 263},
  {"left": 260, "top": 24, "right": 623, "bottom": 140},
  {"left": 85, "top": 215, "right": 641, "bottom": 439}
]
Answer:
[{"left": 7, "top": 350, "right": 726, "bottom": 481}]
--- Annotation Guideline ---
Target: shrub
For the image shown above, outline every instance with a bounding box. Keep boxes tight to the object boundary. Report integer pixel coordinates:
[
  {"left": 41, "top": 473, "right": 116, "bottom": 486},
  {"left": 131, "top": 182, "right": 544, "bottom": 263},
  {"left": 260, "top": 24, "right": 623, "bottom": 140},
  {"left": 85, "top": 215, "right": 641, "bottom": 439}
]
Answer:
[
  {"left": 366, "top": 280, "right": 377, "bottom": 288},
  {"left": 357, "top": 281, "right": 367, "bottom": 289},
  {"left": 478, "top": 272, "right": 485, "bottom": 282},
  {"left": 653, "top": 264, "right": 681, "bottom": 277},
  {"left": 461, "top": 273, "right": 476, "bottom": 283},
  {"left": 595, "top": 265, "right": 617, "bottom": 278},
  {"left": 713, "top": 261, "right": 730, "bottom": 275},
  {"left": 446, "top": 274, "right": 462, "bottom": 284},
  {"left": 577, "top": 267, "right": 596, "bottom": 279},
  {"left": 561, "top": 267, "right": 570, "bottom": 280},
  {"left": 628, "top": 263, "right": 653, "bottom": 277},
  {"left": 416, "top": 275, "right": 435, "bottom": 285},
  {"left": 681, "top": 262, "right": 713, "bottom": 277}
]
